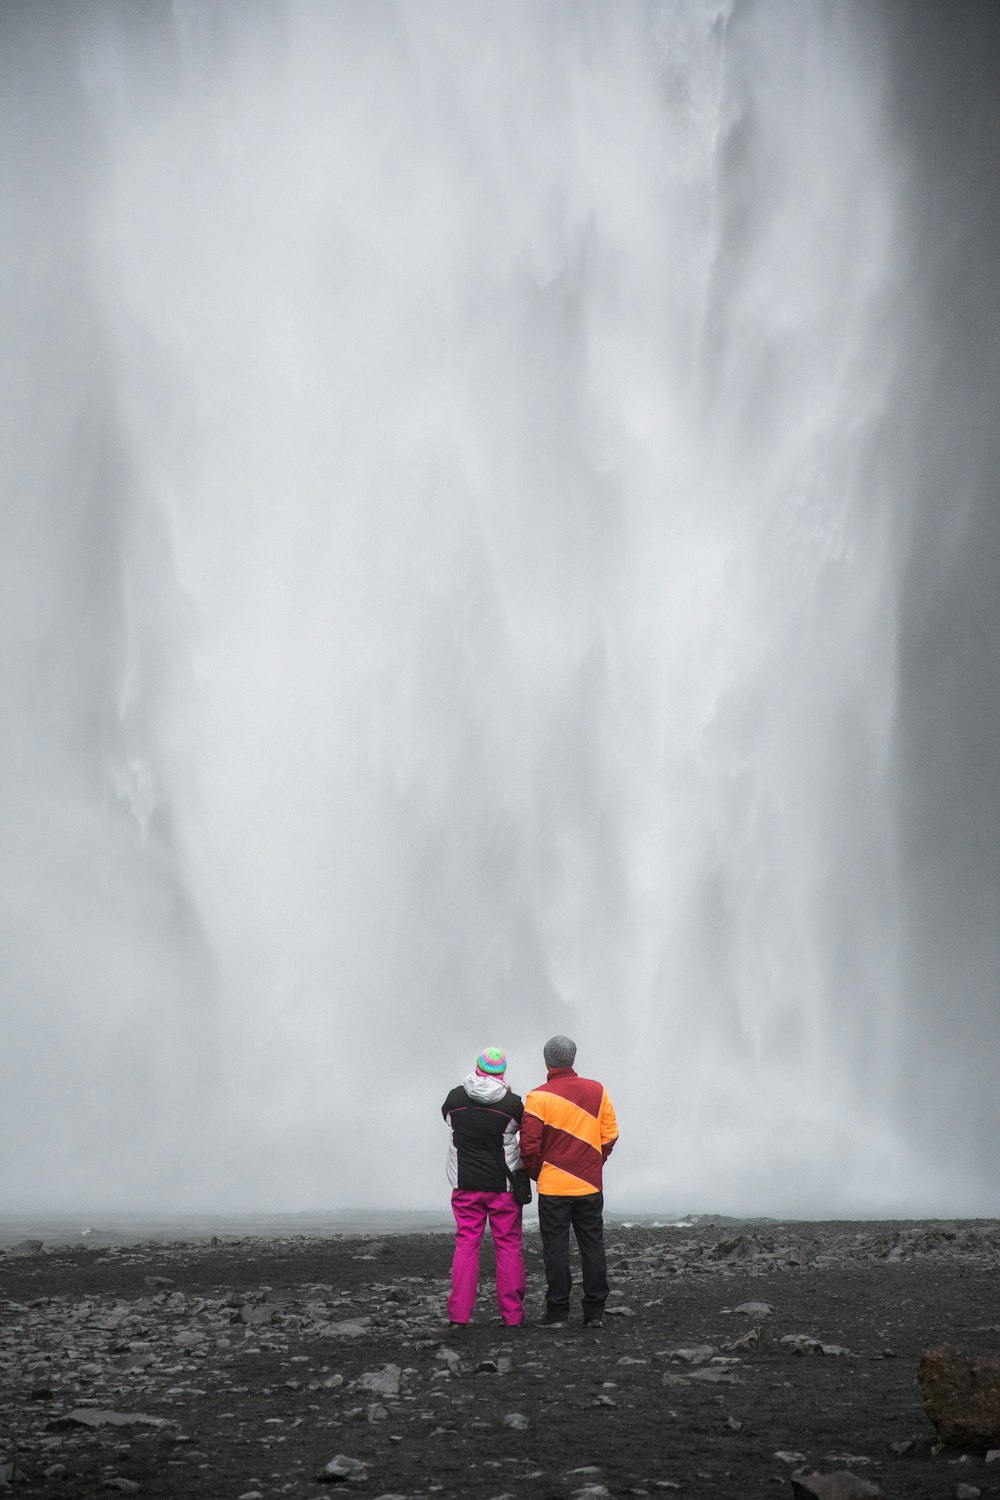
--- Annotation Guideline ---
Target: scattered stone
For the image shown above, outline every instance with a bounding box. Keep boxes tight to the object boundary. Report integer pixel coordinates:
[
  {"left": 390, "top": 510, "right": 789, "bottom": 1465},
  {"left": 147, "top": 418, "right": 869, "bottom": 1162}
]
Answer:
[
  {"left": 789, "top": 1473, "right": 885, "bottom": 1499},
  {"left": 663, "top": 1367, "right": 741, "bottom": 1387},
  {"left": 503, "top": 1412, "right": 529, "bottom": 1429},
  {"left": 659, "top": 1344, "right": 717, "bottom": 1364},
  {"left": 781, "top": 1335, "right": 851, "bottom": 1357},
  {"left": 919, "top": 1347, "right": 1000, "bottom": 1447},
  {"left": 355, "top": 1363, "right": 402, "bottom": 1397},
  {"left": 47, "top": 1408, "right": 173, "bottom": 1431},
  {"left": 316, "top": 1453, "right": 370, "bottom": 1483},
  {"left": 723, "top": 1326, "right": 767, "bottom": 1352},
  {"left": 240, "top": 1304, "right": 275, "bottom": 1326},
  {"left": 730, "top": 1301, "right": 775, "bottom": 1317},
  {"left": 955, "top": 1486, "right": 981, "bottom": 1500},
  {"left": 8, "top": 1241, "right": 44, "bottom": 1256},
  {"left": 173, "top": 1328, "right": 205, "bottom": 1346}
]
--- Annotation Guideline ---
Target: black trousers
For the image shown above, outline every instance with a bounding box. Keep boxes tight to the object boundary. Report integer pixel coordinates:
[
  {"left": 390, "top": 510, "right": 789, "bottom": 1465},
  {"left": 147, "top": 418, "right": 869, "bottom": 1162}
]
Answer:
[{"left": 537, "top": 1191, "right": 608, "bottom": 1321}]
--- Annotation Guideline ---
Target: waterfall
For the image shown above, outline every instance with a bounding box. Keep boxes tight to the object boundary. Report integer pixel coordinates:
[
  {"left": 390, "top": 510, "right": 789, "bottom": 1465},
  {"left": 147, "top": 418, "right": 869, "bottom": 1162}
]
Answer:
[{"left": 2, "top": 0, "right": 998, "bottom": 1215}]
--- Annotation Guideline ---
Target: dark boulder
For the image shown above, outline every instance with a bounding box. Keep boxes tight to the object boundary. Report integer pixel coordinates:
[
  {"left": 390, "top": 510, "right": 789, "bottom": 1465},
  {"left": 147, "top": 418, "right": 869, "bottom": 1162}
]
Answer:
[{"left": 918, "top": 1345, "right": 1000, "bottom": 1447}]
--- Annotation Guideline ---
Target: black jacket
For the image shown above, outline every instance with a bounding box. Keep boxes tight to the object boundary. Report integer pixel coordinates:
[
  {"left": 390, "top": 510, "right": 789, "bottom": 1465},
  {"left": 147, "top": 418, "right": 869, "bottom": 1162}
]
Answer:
[{"left": 442, "top": 1074, "right": 524, "bottom": 1192}]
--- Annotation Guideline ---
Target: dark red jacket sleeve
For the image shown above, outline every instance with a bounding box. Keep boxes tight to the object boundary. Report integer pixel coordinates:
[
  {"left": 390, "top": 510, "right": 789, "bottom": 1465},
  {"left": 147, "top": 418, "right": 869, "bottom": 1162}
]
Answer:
[{"left": 519, "top": 1102, "right": 543, "bottom": 1179}]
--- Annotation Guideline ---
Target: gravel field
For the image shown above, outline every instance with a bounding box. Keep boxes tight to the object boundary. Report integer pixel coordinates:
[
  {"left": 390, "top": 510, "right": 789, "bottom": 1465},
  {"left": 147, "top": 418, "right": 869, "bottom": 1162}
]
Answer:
[{"left": 3, "top": 1219, "right": 1000, "bottom": 1499}]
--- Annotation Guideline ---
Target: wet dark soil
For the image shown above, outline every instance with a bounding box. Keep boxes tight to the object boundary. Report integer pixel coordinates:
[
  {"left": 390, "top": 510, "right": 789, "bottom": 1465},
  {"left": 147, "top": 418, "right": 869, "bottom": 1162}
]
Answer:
[{"left": 3, "top": 1220, "right": 1000, "bottom": 1499}]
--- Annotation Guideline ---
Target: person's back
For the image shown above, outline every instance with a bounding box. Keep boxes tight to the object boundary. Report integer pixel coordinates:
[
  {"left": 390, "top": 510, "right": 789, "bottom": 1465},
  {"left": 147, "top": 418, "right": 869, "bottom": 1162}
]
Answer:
[
  {"left": 520, "top": 1067, "right": 616, "bottom": 1197},
  {"left": 442, "top": 1070, "right": 522, "bottom": 1191},
  {"left": 441, "top": 1047, "right": 526, "bottom": 1327},
  {"left": 520, "top": 1035, "right": 618, "bottom": 1326}
]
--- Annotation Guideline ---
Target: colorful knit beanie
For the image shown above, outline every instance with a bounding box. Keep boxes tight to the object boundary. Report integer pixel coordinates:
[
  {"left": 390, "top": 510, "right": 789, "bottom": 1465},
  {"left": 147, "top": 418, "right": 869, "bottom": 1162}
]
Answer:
[{"left": 476, "top": 1046, "right": 507, "bottom": 1077}]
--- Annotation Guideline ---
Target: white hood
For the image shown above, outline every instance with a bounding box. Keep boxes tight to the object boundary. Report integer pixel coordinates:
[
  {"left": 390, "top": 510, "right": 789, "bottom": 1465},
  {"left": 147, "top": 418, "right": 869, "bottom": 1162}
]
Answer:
[{"left": 463, "top": 1070, "right": 510, "bottom": 1104}]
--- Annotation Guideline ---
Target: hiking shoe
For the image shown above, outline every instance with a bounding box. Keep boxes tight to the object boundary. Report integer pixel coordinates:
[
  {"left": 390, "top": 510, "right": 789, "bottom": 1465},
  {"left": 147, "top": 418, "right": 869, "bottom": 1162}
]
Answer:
[
  {"left": 584, "top": 1317, "right": 605, "bottom": 1329},
  {"left": 535, "top": 1315, "right": 569, "bottom": 1327}
]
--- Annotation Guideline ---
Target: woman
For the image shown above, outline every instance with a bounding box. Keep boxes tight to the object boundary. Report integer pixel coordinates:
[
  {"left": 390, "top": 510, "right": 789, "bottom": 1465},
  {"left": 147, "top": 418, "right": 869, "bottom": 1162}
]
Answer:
[{"left": 441, "top": 1046, "right": 526, "bottom": 1327}]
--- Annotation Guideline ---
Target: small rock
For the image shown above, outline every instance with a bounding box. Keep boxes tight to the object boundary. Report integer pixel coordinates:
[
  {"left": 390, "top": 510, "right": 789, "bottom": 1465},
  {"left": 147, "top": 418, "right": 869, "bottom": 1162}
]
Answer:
[
  {"left": 103, "top": 1481, "right": 141, "bottom": 1495},
  {"left": 47, "top": 1409, "right": 172, "bottom": 1431},
  {"left": 955, "top": 1486, "right": 981, "bottom": 1500},
  {"left": 9, "top": 1239, "right": 44, "bottom": 1256},
  {"left": 724, "top": 1327, "right": 767, "bottom": 1352},
  {"left": 663, "top": 1367, "right": 741, "bottom": 1387},
  {"left": 325, "top": 1319, "right": 371, "bottom": 1338},
  {"left": 355, "top": 1364, "right": 401, "bottom": 1397},
  {"left": 790, "top": 1473, "right": 885, "bottom": 1500},
  {"left": 240, "top": 1304, "right": 275, "bottom": 1327},
  {"left": 503, "top": 1412, "right": 529, "bottom": 1429},
  {"left": 316, "top": 1454, "right": 370, "bottom": 1483},
  {"left": 732, "top": 1301, "right": 775, "bottom": 1317},
  {"left": 661, "top": 1344, "right": 717, "bottom": 1365}
]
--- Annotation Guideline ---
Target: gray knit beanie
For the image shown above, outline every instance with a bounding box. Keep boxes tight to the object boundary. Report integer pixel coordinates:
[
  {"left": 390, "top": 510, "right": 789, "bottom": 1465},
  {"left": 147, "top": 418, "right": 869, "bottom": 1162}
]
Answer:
[{"left": 544, "top": 1034, "right": 577, "bottom": 1069}]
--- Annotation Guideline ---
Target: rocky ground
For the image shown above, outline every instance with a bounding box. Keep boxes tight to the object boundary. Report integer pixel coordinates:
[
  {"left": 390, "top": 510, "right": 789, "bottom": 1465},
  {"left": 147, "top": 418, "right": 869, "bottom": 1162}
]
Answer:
[{"left": 2, "top": 1219, "right": 1000, "bottom": 1500}]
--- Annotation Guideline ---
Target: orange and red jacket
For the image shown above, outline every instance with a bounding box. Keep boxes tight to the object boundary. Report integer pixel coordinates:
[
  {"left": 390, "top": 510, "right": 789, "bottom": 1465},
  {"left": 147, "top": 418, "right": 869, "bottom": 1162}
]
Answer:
[{"left": 519, "top": 1067, "right": 619, "bottom": 1196}]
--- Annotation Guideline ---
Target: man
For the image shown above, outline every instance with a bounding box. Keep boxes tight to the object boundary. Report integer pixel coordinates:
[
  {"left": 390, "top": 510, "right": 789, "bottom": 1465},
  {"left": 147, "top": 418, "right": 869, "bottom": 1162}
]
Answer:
[
  {"left": 519, "top": 1035, "right": 619, "bottom": 1327},
  {"left": 441, "top": 1047, "right": 526, "bottom": 1327}
]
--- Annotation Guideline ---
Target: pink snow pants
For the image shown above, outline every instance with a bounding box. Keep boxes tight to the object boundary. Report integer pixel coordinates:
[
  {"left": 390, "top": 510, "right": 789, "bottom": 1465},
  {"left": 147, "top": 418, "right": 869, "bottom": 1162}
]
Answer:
[{"left": 448, "top": 1190, "right": 525, "bottom": 1326}]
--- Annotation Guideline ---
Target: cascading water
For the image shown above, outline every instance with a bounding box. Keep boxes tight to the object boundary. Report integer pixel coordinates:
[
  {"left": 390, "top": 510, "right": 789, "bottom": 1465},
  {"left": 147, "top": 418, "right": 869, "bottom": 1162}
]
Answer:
[{"left": 3, "top": 1, "right": 998, "bottom": 1216}]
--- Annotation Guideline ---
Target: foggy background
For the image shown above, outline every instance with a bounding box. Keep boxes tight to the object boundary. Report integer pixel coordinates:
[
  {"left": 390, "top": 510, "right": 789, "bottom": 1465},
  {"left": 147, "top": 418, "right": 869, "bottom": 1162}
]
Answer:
[{"left": 2, "top": 0, "right": 998, "bottom": 1221}]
